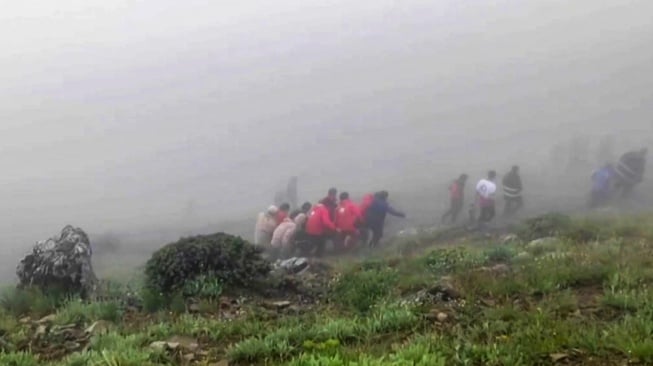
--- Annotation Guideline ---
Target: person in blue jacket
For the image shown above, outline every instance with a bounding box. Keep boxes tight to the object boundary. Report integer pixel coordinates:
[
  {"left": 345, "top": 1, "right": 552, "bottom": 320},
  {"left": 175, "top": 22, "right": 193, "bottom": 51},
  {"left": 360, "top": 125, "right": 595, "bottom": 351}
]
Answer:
[
  {"left": 589, "top": 163, "right": 615, "bottom": 208},
  {"left": 365, "top": 191, "right": 406, "bottom": 248}
]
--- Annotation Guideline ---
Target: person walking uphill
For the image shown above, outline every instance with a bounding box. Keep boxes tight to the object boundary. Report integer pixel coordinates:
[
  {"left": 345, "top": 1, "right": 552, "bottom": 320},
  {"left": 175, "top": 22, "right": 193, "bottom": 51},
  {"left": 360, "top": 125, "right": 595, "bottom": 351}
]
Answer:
[
  {"left": 476, "top": 171, "right": 497, "bottom": 224},
  {"left": 615, "top": 148, "right": 647, "bottom": 197},
  {"left": 589, "top": 163, "right": 616, "bottom": 208},
  {"left": 305, "top": 203, "right": 338, "bottom": 257},
  {"left": 441, "top": 174, "right": 468, "bottom": 224},
  {"left": 365, "top": 191, "right": 405, "bottom": 248},
  {"left": 502, "top": 166, "right": 523, "bottom": 216},
  {"left": 335, "top": 192, "right": 362, "bottom": 250}
]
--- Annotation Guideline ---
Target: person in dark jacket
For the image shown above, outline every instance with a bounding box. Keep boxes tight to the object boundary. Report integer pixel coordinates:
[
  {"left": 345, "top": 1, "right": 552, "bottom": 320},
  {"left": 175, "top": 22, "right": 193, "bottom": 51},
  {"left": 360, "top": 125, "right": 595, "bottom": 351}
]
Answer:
[
  {"left": 614, "top": 148, "right": 647, "bottom": 197},
  {"left": 319, "top": 188, "right": 338, "bottom": 221},
  {"left": 502, "top": 166, "right": 523, "bottom": 216},
  {"left": 365, "top": 191, "right": 405, "bottom": 248},
  {"left": 291, "top": 202, "right": 312, "bottom": 253},
  {"left": 441, "top": 174, "right": 468, "bottom": 224}
]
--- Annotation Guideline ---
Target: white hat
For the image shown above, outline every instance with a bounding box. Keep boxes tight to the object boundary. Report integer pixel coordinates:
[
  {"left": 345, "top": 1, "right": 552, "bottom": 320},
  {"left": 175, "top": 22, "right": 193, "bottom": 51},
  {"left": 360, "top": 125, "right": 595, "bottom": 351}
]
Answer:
[{"left": 267, "top": 205, "right": 279, "bottom": 215}]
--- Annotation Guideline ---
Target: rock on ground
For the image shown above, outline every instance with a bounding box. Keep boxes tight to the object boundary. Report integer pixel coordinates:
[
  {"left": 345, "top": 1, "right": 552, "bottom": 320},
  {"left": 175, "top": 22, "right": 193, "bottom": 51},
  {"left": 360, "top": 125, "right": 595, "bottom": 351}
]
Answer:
[
  {"left": 274, "top": 257, "right": 310, "bottom": 274},
  {"left": 16, "top": 225, "right": 98, "bottom": 297},
  {"left": 527, "top": 237, "right": 558, "bottom": 249}
]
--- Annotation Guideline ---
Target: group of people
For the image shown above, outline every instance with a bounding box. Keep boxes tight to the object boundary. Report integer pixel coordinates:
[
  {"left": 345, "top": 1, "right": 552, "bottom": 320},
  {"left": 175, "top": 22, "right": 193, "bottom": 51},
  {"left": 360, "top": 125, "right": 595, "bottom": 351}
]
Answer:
[
  {"left": 254, "top": 147, "right": 647, "bottom": 258},
  {"left": 440, "top": 165, "right": 524, "bottom": 226},
  {"left": 255, "top": 188, "right": 406, "bottom": 258},
  {"left": 590, "top": 148, "right": 648, "bottom": 208}
]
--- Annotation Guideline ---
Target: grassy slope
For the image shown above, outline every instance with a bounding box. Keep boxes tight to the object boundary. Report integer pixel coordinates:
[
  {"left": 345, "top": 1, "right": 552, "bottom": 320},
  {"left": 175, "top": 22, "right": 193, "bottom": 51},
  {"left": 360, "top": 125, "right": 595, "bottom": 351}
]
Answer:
[{"left": 1, "top": 214, "right": 653, "bottom": 365}]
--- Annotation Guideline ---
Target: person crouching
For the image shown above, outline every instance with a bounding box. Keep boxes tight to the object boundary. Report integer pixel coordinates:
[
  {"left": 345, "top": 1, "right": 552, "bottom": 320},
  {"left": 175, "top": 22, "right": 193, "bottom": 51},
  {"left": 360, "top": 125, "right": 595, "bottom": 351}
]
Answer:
[{"left": 254, "top": 205, "right": 279, "bottom": 247}]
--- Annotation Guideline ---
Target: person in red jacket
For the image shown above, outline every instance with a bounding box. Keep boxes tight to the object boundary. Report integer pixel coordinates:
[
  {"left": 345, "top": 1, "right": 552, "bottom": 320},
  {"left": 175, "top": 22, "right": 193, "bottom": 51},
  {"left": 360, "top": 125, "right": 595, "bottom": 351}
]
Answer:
[
  {"left": 319, "top": 188, "right": 338, "bottom": 221},
  {"left": 441, "top": 174, "right": 468, "bottom": 225},
  {"left": 358, "top": 192, "right": 375, "bottom": 246},
  {"left": 335, "top": 192, "right": 362, "bottom": 251},
  {"left": 305, "top": 203, "right": 338, "bottom": 257},
  {"left": 276, "top": 203, "right": 291, "bottom": 224}
]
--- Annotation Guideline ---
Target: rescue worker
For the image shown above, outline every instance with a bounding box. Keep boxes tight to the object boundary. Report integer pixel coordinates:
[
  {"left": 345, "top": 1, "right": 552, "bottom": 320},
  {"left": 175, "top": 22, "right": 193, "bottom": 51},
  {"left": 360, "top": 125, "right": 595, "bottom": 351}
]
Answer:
[
  {"left": 305, "top": 203, "right": 338, "bottom": 257},
  {"left": 319, "top": 188, "right": 339, "bottom": 221},
  {"left": 254, "top": 205, "right": 279, "bottom": 246},
  {"left": 502, "top": 166, "right": 523, "bottom": 216},
  {"left": 358, "top": 192, "right": 376, "bottom": 245},
  {"left": 276, "top": 203, "right": 291, "bottom": 224},
  {"left": 290, "top": 202, "right": 312, "bottom": 224},
  {"left": 365, "top": 191, "right": 406, "bottom": 248},
  {"left": 441, "top": 174, "right": 468, "bottom": 224},
  {"left": 615, "top": 148, "right": 647, "bottom": 197},
  {"left": 335, "top": 192, "right": 362, "bottom": 251},
  {"left": 291, "top": 202, "right": 312, "bottom": 255},
  {"left": 475, "top": 171, "right": 497, "bottom": 224},
  {"left": 589, "top": 163, "right": 615, "bottom": 208},
  {"left": 270, "top": 212, "right": 301, "bottom": 260}
]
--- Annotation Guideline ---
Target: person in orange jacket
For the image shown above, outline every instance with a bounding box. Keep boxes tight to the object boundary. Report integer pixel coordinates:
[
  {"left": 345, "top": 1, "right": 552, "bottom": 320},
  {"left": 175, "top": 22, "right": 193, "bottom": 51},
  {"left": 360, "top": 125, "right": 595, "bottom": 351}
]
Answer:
[
  {"left": 305, "top": 203, "right": 338, "bottom": 257},
  {"left": 335, "top": 192, "right": 362, "bottom": 251}
]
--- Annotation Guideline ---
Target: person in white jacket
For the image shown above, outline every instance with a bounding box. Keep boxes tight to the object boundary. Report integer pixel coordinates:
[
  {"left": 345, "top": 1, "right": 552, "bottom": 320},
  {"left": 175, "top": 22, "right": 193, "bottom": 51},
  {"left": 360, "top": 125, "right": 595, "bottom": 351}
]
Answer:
[
  {"left": 475, "top": 171, "right": 498, "bottom": 224},
  {"left": 254, "top": 206, "right": 279, "bottom": 247}
]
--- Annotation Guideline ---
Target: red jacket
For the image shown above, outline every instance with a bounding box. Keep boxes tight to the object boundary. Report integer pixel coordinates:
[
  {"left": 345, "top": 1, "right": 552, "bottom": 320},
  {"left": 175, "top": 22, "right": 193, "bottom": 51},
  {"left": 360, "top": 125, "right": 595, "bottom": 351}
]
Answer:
[
  {"left": 449, "top": 181, "right": 463, "bottom": 200},
  {"left": 335, "top": 199, "right": 362, "bottom": 233},
  {"left": 306, "top": 204, "right": 337, "bottom": 235},
  {"left": 275, "top": 211, "right": 288, "bottom": 225},
  {"left": 360, "top": 193, "right": 374, "bottom": 220},
  {"left": 319, "top": 196, "right": 338, "bottom": 220}
]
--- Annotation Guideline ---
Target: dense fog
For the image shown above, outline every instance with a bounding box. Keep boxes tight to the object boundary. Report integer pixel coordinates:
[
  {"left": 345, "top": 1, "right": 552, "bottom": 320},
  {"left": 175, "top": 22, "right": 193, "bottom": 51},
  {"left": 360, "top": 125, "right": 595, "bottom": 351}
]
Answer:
[{"left": 1, "top": 0, "right": 652, "bottom": 281}]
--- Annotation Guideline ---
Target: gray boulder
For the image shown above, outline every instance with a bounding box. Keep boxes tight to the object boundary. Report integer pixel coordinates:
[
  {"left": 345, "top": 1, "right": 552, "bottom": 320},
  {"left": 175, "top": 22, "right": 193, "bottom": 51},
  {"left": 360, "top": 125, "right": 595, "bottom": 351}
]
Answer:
[{"left": 16, "top": 225, "right": 97, "bottom": 297}]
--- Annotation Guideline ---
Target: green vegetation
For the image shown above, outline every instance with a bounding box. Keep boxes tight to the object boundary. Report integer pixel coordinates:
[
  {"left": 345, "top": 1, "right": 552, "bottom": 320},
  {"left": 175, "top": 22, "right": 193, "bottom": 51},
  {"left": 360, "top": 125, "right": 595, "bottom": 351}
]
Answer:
[
  {"left": 144, "top": 232, "right": 270, "bottom": 295},
  {"left": 1, "top": 214, "right": 653, "bottom": 365}
]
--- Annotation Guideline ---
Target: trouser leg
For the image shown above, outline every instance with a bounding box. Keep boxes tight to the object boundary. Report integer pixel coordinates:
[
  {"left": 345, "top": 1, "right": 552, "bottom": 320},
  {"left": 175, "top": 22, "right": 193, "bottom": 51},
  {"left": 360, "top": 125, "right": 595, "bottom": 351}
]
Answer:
[
  {"left": 451, "top": 200, "right": 462, "bottom": 223},
  {"left": 312, "top": 235, "right": 326, "bottom": 257},
  {"left": 359, "top": 225, "right": 370, "bottom": 246},
  {"left": 369, "top": 227, "right": 383, "bottom": 248},
  {"left": 441, "top": 209, "right": 452, "bottom": 224}
]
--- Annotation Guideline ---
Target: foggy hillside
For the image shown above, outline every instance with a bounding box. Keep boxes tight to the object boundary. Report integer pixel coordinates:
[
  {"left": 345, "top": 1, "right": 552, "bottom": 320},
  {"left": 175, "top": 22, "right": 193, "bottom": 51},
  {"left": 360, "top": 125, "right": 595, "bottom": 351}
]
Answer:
[{"left": 0, "top": 0, "right": 652, "bottom": 281}]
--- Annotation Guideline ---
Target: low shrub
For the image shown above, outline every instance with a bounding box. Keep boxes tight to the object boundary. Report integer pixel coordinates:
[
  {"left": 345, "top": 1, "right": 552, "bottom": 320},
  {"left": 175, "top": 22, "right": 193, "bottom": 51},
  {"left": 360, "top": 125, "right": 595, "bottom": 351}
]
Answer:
[
  {"left": 0, "top": 351, "right": 40, "bottom": 366},
  {"left": 140, "top": 288, "right": 167, "bottom": 313},
  {"left": 56, "top": 299, "right": 123, "bottom": 325},
  {"left": 517, "top": 213, "right": 572, "bottom": 241},
  {"left": 0, "top": 287, "right": 63, "bottom": 317},
  {"left": 330, "top": 267, "right": 399, "bottom": 313},
  {"left": 144, "top": 233, "right": 270, "bottom": 296},
  {"left": 424, "top": 248, "right": 486, "bottom": 275},
  {"left": 484, "top": 246, "right": 517, "bottom": 264}
]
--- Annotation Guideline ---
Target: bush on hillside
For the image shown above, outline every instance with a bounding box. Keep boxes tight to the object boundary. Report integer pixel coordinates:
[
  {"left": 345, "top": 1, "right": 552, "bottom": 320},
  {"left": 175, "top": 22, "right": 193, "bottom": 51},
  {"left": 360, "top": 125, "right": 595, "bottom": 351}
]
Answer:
[{"left": 144, "top": 233, "right": 271, "bottom": 296}]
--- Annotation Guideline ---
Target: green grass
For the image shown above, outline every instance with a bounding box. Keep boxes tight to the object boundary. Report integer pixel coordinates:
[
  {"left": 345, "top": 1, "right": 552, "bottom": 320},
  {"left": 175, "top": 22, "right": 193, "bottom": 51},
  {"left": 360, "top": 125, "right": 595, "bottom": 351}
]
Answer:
[{"left": 3, "top": 213, "right": 653, "bottom": 365}]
